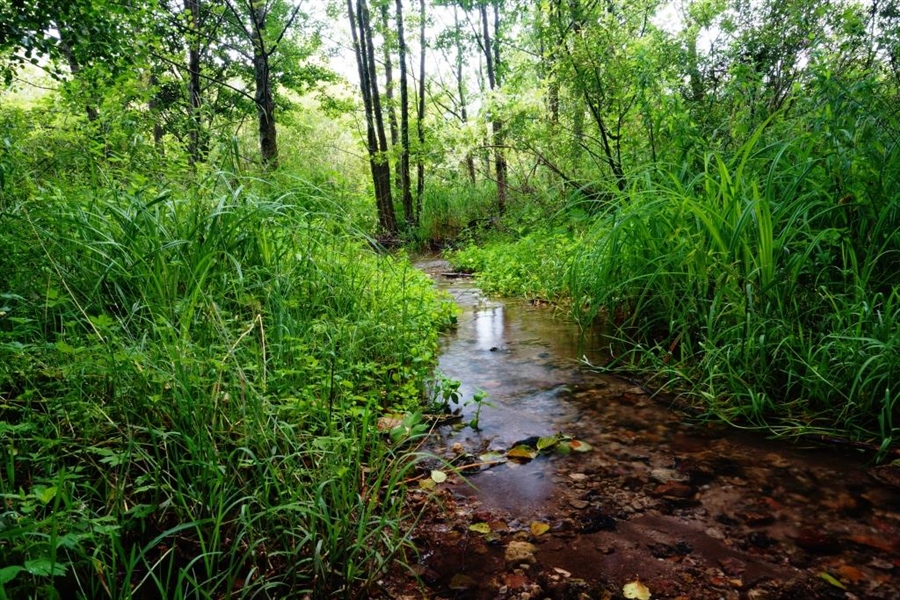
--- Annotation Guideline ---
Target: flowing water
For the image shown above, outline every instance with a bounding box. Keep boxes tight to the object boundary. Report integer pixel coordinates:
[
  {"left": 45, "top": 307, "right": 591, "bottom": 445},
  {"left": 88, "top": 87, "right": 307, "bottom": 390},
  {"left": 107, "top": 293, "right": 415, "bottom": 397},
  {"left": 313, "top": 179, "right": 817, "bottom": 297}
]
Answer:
[{"left": 392, "top": 258, "right": 900, "bottom": 600}]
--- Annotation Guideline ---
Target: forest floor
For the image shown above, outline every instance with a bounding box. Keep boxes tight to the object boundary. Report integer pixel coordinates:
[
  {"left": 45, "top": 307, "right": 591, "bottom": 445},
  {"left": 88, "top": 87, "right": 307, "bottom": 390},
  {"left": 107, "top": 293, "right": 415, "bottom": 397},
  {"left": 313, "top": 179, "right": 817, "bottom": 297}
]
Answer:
[{"left": 376, "top": 261, "right": 900, "bottom": 600}]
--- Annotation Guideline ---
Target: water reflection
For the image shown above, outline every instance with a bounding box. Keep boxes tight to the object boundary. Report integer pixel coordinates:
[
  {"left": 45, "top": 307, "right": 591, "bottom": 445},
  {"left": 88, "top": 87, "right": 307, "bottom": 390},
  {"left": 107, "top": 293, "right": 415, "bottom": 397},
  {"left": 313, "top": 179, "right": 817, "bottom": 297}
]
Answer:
[
  {"left": 474, "top": 305, "right": 505, "bottom": 350},
  {"left": 426, "top": 272, "right": 610, "bottom": 513}
]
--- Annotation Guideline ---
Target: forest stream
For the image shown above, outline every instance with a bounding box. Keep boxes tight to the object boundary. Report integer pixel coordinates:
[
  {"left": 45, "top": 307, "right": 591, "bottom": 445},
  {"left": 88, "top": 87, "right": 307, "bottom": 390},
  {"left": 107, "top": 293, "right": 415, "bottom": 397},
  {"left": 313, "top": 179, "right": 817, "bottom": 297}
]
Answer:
[{"left": 379, "top": 258, "right": 900, "bottom": 600}]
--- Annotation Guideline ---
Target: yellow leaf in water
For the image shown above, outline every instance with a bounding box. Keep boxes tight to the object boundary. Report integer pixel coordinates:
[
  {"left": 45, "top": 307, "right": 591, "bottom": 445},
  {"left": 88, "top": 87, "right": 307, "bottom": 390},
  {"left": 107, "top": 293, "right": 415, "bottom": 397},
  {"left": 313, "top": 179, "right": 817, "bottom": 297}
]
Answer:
[
  {"left": 623, "top": 580, "right": 651, "bottom": 600},
  {"left": 507, "top": 445, "right": 538, "bottom": 460},
  {"left": 468, "top": 522, "right": 491, "bottom": 534},
  {"left": 530, "top": 521, "right": 550, "bottom": 536}
]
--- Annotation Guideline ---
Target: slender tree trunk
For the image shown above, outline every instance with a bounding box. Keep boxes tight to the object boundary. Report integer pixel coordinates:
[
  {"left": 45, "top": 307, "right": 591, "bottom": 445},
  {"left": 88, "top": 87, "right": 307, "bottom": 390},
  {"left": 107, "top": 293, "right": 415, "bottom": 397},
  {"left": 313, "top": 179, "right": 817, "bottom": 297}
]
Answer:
[
  {"left": 149, "top": 72, "right": 164, "bottom": 147},
  {"left": 478, "top": 60, "right": 491, "bottom": 177},
  {"left": 379, "top": 4, "right": 400, "bottom": 161},
  {"left": 454, "top": 5, "right": 476, "bottom": 184},
  {"left": 251, "top": 3, "right": 277, "bottom": 167},
  {"left": 351, "top": 0, "right": 397, "bottom": 235},
  {"left": 415, "top": 0, "right": 426, "bottom": 219},
  {"left": 396, "top": 0, "right": 413, "bottom": 225},
  {"left": 572, "top": 97, "right": 584, "bottom": 169},
  {"left": 348, "top": 0, "right": 385, "bottom": 227},
  {"left": 481, "top": 2, "right": 506, "bottom": 214},
  {"left": 186, "top": 0, "right": 205, "bottom": 164},
  {"left": 544, "top": 2, "right": 559, "bottom": 124}
]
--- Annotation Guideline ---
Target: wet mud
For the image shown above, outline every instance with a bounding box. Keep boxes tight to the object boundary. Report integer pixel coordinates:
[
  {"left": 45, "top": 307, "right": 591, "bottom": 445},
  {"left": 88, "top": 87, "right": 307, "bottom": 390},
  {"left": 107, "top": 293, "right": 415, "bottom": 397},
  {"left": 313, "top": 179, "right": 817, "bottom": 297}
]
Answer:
[{"left": 379, "top": 259, "right": 900, "bottom": 599}]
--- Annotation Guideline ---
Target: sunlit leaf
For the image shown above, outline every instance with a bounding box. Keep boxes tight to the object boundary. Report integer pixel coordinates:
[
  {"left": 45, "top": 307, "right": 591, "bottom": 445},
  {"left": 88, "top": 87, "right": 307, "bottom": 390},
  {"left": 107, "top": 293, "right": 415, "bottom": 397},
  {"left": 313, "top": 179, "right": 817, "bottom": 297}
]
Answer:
[
  {"left": 37, "top": 486, "right": 57, "bottom": 505},
  {"left": 507, "top": 445, "right": 538, "bottom": 460},
  {"left": 530, "top": 521, "right": 550, "bottom": 536},
  {"left": 25, "top": 558, "right": 67, "bottom": 577},
  {"left": 623, "top": 579, "right": 651, "bottom": 599},
  {"left": 430, "top": 469, "right": 448, "bottom": 483},
  {"left": 537, "top": 435, "right": 558, "bottom": 451},
  {"left": 819, "top": 572, "right": 846, "bottom": 589},
  {"left": 478, "top": 451, "right": 507, "bottom": 464},
  {"left": 468, "top": 522, "right": 491, "bottom": 534}
]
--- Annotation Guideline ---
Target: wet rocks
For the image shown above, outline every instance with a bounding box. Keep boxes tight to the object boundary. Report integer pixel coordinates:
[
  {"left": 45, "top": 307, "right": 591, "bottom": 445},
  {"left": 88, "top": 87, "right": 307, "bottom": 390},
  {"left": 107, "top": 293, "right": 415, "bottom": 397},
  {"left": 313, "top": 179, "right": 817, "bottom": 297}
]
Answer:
[
  {"left": 577, "top": 508, "right": 617, "bottom": 533},
  {"left": 795, "top": 528, "right": 841, "bottom": 555},
  {"left": 650, "top": 468, "right": 689, "bottom": 484}
]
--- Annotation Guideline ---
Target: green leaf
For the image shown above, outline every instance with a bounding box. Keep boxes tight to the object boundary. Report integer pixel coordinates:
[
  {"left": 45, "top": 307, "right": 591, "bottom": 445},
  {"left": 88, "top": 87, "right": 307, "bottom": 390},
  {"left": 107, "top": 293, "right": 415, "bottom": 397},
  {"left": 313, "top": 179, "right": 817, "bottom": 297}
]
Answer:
[
  {"left": 24, "top": 558, "right": 67, "bottom": 577},
  {"left": 36, "top": 486, "right": 57, "bottom": 505},
  {"left": 537, "top": 435, "right": 559, "bottom": 451},
  {"left": 507, "top": 445, "right": 538, "bottom": 461},
  {"left": 0, "top": 566, "right": 24, "bottom": 585},
  {"left": 478, "top": 451, "right": 507, "bottom": 464},
  {"left": 430, "top": 469, "right": 448, "bottom": 483},
  {"left": 819, "top": 572, "right": 846, "bottom": 590}
]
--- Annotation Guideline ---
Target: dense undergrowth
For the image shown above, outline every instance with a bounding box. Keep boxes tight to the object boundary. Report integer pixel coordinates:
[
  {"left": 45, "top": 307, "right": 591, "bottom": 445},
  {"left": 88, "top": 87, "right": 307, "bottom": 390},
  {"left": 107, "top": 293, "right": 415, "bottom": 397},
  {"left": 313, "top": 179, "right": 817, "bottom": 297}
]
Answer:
[
  {"left": 0, "top": 112, "right": 455, "bottom": 598},
  {"left": 450, "top": 125, "right": 900, "bottom": 457}
]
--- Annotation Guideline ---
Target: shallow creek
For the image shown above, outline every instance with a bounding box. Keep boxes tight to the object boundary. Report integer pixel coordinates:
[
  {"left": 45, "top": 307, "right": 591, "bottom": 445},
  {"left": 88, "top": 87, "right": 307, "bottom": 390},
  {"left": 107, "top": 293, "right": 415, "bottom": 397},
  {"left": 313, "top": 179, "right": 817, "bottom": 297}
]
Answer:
[{"left": 382, "top": 259, "right": 900, "bottom": 600}]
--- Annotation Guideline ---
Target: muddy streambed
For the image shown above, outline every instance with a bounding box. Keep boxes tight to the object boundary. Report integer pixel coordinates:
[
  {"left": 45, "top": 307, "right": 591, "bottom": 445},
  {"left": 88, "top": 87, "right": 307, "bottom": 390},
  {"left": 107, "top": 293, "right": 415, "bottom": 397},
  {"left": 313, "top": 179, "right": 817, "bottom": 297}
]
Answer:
[{"left": 379, "top": 259, "right": 900, "bottom": 599}]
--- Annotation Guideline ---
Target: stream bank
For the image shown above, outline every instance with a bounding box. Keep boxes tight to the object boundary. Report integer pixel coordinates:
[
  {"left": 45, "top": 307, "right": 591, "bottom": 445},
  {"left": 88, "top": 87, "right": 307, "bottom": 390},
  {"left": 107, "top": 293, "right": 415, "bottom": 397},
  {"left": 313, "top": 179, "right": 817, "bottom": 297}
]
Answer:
[{"left": 378, "top": 258, "right": 900, "bottom": 600}]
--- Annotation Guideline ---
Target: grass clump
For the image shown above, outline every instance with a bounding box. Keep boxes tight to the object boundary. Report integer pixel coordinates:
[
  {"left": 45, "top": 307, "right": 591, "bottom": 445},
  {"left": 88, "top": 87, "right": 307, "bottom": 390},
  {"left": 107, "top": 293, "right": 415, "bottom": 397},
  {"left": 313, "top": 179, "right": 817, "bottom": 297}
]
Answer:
[
  {"left": 568, "top": 128, "right": 900, "bottom": 454},
  {"left": 0, "top": 169, "right": 454, "bottom": 598}
]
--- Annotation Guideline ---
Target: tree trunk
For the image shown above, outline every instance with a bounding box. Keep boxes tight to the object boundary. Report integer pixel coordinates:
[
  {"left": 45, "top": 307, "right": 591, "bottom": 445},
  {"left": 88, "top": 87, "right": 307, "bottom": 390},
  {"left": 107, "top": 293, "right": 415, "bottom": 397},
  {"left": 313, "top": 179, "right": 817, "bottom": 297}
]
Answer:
[
  {"left": 415, "top": 0, "right": 426, "bottom": 219},
  {"left": 543, "top": 2, "right": 559, "bottom": 124},
  {"left": 379, "top": 4, "right": 400, "bottom": 162},
  {"left": 454, "top": 5, "right": 476, "bottom": 184},
  {"left": 396, "top": 0, "right": 413, "bottom": 225},
  {"left": 251, "top": 2, "right": 277, "bottom": 167},
  {"left": 149, "top": 72, "right": 164, "bottom": 147},
  {"left": 350, "top": 0, "right": 397, "bottom": 235},
  {"left": 186, "top": 0, "right": 206, "bottom": 164},
  {"left": 481, "top": 2, "right": 507, "bottom": 214}
]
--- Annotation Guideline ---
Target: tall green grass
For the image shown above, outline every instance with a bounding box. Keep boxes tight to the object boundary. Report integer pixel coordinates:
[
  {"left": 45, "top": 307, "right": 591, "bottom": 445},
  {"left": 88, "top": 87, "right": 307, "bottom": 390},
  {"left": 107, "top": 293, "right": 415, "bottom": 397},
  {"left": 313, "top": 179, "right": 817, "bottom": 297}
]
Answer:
[
  {"left": 415, "top": 179, "right": 498, "bottom": 246},
  {"left": 569, "top": 128, "right": 900, "bottom": 453},
  {"left": 0, "top": 168, "right": 454, "bottom": 598}
]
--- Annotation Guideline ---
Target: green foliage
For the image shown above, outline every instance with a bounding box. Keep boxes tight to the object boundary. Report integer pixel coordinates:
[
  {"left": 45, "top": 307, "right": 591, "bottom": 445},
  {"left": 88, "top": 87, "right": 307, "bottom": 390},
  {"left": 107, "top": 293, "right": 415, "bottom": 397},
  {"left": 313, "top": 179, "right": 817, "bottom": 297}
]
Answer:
[
  {"left": 0, "top": 160, "right": 454, "bottom": 597},
  {"left": 415, "top": 179, "right": 498, "bottom": 246},
  {"left": 449, "top": 228, "right": 579, "bottom": 301},
  {"left": 567, "top": 126, "right": 900, "bottom": 451}
]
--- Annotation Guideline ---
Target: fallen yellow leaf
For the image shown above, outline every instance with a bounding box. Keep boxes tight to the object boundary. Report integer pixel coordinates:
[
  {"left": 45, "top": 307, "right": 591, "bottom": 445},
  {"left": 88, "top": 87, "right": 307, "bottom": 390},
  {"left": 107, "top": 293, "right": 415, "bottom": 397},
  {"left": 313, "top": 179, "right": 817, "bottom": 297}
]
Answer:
[
  {"left": 530, "top": 521, "right": 550, "bottom": 536},
  {"left": 468, "top": 522, "right": 491, "bottom": 534},
  {"left": 623, "top": 579, "right": 652, "bottom": 600}
]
